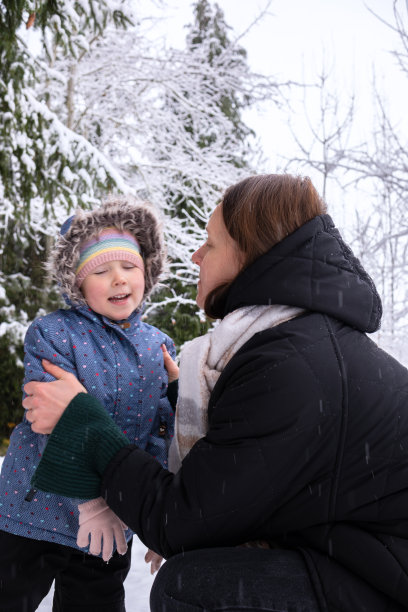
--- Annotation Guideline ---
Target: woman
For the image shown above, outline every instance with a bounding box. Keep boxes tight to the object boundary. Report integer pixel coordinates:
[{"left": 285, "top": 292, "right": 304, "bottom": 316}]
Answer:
[{"left": 22, "top": 174, "right": 408, "bottom": 612}]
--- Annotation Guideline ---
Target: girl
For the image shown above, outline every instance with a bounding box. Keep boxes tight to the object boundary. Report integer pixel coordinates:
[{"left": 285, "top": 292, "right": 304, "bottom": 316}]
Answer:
[{"left": 0, "top": 196, "right": 177, "bottom": 612}]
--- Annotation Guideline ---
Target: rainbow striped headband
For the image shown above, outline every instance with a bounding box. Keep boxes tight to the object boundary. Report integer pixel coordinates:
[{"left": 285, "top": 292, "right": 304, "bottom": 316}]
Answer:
[{"left": 76, "top": 228, "right": 144, "bottom": 287}]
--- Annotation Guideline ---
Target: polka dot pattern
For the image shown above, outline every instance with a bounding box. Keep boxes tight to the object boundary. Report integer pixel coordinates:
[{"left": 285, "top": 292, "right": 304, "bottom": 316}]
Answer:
[{"left": 0, "top": 305, "right": 175, "bottom": 549}]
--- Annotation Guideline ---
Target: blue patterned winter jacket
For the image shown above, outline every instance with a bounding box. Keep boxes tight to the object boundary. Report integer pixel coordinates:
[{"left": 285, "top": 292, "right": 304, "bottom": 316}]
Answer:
[{"left": 0, "top": 304, "right": 175, "bottom": 549}]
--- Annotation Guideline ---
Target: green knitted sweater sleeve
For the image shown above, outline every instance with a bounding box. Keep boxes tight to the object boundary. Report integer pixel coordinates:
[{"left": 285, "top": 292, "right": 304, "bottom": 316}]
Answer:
[{"left": 31, "top": 393, "right": 129, "bottom": 500}]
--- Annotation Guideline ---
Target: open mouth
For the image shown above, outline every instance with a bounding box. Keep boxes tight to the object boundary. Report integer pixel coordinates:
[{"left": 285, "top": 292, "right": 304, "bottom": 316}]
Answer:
[{"left": 108, "top": 293, "right": 130, "bottom": 304}]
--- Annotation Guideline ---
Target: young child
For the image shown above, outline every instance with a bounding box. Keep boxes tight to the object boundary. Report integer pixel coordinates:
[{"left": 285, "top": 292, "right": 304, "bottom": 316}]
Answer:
[{"left": 0, "top": 196, "right": 177, "bottom": 611}]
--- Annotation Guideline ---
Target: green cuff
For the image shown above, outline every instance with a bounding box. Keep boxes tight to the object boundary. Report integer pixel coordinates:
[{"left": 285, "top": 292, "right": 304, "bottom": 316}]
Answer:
[{"left": 31, "top": 393, "right": 129, "bottom": 499}]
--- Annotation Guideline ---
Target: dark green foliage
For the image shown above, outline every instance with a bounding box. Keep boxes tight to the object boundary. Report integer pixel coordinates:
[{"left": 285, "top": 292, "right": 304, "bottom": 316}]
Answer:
[
  {"left": 0, "top": 334, "right": 24, "bottom": 442},
  {"left": 148, "top": 281, "right": 212, "bottom": 350},
  {"left": 0, "top": 0, "right": 130, "bottom": 445},
  {"left": 0, "top": 0, "right": 26, "bottom": 51},
  {"left": 188, "top": 0, "right": 253, "bottom": 149},
  {"left": 154, "top": 0, "right": 253, "bottom": 343},
  {"left": 0, "top": 220, "right": 63, "bottom": 316},
  {"left": 0, "top": 223, "right": 64, "bottom": 440}
]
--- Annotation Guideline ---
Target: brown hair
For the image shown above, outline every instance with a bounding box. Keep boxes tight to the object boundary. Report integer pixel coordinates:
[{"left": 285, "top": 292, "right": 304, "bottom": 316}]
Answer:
[{"left": 204, "top": 173, "right": 326, "bottom": 318}]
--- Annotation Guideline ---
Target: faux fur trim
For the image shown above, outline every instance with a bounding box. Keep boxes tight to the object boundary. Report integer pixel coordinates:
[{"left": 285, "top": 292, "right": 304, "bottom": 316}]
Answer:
[{"left": 47, "top": 195, "right": 166, "bottom": 306}]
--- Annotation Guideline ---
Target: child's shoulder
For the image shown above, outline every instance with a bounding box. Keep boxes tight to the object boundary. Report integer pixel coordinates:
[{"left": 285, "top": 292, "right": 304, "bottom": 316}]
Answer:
[
  {"left": 26, "top": 308, "right": 80, "bottom": 336},
  {"left": 30, "top": 308, "right": 77, "bottom": 325}
]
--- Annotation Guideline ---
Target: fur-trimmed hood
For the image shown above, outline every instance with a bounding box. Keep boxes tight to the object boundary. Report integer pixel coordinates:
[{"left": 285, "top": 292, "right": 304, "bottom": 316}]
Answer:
[{"left": 48, "top": 196, "right": 166, "bottom": 306}]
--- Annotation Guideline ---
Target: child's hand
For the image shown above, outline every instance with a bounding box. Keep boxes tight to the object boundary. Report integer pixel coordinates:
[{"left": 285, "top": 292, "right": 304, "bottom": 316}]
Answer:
[
  {"left": 145, "top": 548, "right": 163, "bottom": 574},
  {"left": 77, "top": 497, "right": 128, "bottom": 562},
  {"left": 161, "top": 344, "right": 179, "bottom": 383}
]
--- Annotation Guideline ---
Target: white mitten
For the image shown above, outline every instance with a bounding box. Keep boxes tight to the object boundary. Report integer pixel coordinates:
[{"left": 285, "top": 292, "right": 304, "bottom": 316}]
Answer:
[{"left": 77, "top": 497, "right": 128, "bottom": 562}]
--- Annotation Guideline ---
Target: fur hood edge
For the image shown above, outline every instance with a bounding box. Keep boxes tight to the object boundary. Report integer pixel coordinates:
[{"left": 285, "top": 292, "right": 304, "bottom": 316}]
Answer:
[{"left": 47, "top": 196, "right": 166, "bottom": 306}]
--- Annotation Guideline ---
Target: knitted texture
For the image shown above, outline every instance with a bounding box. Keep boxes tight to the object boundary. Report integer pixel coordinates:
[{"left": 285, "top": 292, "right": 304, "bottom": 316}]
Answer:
[
  {"left": 0, "top": 304, "right": 175, "bottom": 548},
  {"left": 47, "top": 196, "right": 166, "bottom": 306},
  {"left": 168, "top": 304, "right": 303, "bottom": 472},
  {"left": 76, "top": 228, "right": 144, "bottom": 287},
  {"left": 31, "top": 393, "right": 129, "bottom": 499}
]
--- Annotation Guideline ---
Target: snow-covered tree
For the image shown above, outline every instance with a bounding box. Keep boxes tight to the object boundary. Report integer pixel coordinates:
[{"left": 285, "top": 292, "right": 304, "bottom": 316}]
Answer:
[
  {"left": 283, "top": 65, "right": 356, "bottom": 205},
  {"left": 146, "top": 0, "right": 261, "bottom": 342},
  {"left": 42, "top": 0, "right": 281, "bottom": 345},
  {"left": 283, "top": 0, "right": 408, "bottom": 364},
  {"left": 0, "top": 0, "right": 283, "bottom": 435},
  {"left": 341, "top": 1, "right": 408, "bottom": 362},
  {"left": 0, "top": 0, "right": 133, "bottom": 438},
  {"left": 347, "top": 94, "right": 408, "bottom": 363}
]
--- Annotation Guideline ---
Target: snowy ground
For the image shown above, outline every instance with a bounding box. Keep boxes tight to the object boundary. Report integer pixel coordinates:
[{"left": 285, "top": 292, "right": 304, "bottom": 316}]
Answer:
[{"left": 0, "top": 456, "right": 155, "bottom": 611}]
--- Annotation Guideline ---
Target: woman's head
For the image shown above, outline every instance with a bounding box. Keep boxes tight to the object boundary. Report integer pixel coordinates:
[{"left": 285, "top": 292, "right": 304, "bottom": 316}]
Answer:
[{"left": 193, "top": 174, "right": 326, "bottom": 318}]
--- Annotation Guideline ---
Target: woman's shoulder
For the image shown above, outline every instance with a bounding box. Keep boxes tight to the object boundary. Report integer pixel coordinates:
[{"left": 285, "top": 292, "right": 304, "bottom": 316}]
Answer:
[
  {"left": 212, "top": 312, "right": 342, "bottom": 398},
  {"left": 230, "top": 311, "right": 327, "bottom": 359}
]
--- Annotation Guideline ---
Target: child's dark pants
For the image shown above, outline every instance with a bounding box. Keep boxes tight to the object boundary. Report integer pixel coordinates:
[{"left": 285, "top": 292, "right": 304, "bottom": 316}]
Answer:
[{"left": 0, "top": 530, "right": 132, "bottom": 612}]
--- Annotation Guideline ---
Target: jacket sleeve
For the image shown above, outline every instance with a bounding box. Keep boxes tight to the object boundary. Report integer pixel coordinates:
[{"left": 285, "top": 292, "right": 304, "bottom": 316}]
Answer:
[
  {"left": 23, "top": 317, "right": 80, "bottom": 453},
  {"left": 102, "top": 338, "right": 339, "bottom": 558},
  {"left": 24, "top": 317, "right": 79, "bottom": 386}
]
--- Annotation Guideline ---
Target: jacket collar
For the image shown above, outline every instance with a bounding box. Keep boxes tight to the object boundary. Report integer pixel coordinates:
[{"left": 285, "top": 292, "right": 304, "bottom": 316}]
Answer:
[{"left": 71, "top": 303, "right": 143, "bottom": 329}]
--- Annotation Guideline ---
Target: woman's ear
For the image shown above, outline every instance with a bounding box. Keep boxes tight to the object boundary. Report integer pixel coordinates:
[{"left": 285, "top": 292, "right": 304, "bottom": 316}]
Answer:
[{"left": 234, "top": 243, "right": 246, "bottom": 275}]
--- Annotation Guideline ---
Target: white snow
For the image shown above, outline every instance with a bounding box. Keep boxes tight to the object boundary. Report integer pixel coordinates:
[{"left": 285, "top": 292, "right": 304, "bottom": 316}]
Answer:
[{"left": 0, "top": 456, "right": 155, "bottom": 611}]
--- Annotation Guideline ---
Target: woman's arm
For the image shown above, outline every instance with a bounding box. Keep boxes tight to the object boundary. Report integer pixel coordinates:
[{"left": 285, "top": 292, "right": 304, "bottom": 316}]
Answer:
[
  {"left": 31, "top": 340, "right": 335, "bottom": 559},
  {"left": 30, "top": 390, "right": 130, "bottom": 499},
  {"left": 22, "top": 320, "right": 87, "bottom": 435}
]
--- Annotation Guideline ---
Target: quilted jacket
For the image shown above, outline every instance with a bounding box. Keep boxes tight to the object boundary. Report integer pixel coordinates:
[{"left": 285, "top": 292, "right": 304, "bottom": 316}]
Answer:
[
  {"left": 0, "top": 304, "right": 175, "bottom": 549},
  {"left": 102, "top": 214, "right": 408, "bottom": 611}
]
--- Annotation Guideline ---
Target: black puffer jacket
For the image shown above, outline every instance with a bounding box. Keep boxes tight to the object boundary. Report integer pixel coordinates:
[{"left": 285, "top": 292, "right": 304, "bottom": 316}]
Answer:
[{"left": 103, "top": 215, "right": 408, "bottom": 612}]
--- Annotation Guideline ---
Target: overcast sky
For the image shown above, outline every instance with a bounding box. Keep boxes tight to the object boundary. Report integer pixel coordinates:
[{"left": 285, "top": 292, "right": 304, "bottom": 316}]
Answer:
[
  {"left": 23, "top": 0, "right": 408, "bottom": 194},
  {"left": 25, "top": 0, "right": 408, "bottom": 172},
  {"left": 158, "top": 0, "right": 408, "bottom": 171}
]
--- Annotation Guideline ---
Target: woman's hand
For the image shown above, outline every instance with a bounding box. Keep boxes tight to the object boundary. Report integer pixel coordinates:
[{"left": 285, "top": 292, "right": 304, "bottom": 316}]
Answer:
[
  {"left": 161, "top": 344, "right": 179, "bottom": 383},
  {"left": 23, "top": 359, "right": 86, "bottom": 434}
]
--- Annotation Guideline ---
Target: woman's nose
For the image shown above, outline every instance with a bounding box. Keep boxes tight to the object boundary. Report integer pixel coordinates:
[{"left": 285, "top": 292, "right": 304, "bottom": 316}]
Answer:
[{"left": 192, "top": 246, "right": 202, "bottom": 265}]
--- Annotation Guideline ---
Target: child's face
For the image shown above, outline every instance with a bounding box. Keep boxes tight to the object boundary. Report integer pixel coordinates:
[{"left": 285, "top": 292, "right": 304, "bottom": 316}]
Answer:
[{"left": 81, "top": 260, "right": 145, "bottom": 321}]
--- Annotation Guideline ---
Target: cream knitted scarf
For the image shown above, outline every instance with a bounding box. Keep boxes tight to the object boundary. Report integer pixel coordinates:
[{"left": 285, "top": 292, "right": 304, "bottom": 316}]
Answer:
[{"left": 168, "top": 304, "right": 304, "bottom": 473}]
